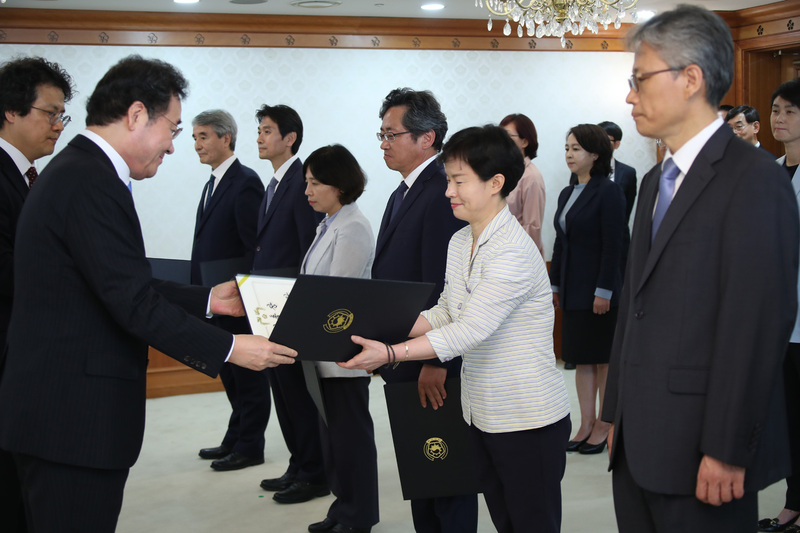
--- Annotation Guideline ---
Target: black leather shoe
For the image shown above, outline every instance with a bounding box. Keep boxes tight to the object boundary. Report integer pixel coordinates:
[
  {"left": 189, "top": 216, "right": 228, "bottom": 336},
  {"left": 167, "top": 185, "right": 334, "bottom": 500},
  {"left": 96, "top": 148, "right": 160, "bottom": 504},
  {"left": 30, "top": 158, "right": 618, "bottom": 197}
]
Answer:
[
  {"left": 331, "top": 524, "right": 371, "bottom": 533},
  {"left": 566, "top": 438, "right": 588, "bottom": 452},
  {"left": 578, "top": 439, "right": 607, "bottom": 455},
  {"left": 260, "top": 471, "right": 295, "bottom": 492},
  {"left": 760, "top": 517, "right": 800, "bottom": 532},
  {"left": 210, "top": 452, "right": 264, "bottom": 471},
  {"left": 198, "top": 445, "right": 231, "bottom": 460},
  {"left": 273, "top": 481, "right": 330, "bottom": 504},
  {"left": 308, "top": 517, "right": 337, "bottom": 532}
]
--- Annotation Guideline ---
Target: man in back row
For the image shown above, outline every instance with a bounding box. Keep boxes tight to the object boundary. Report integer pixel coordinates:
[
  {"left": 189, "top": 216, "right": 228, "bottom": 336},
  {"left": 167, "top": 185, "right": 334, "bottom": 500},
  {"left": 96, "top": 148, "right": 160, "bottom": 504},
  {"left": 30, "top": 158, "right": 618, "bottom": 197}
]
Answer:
[
  {"left": 189, "top": 109, "right": 271, "bottom": 472},
  {"left": 0, "top": 55, "right": 297, "bottom": 531},
  {"left": 0, "top": 55, "right": 75, "bottom": 533},
  {"left": 726, "top": 104, "right": 773, "bottom": 156}
]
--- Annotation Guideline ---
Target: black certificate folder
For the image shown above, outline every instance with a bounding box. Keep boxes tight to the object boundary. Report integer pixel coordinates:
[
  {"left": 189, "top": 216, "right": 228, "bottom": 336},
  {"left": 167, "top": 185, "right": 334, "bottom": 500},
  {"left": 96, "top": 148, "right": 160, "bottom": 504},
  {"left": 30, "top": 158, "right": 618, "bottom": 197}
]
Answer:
[
  {"left": 384, "top": 378, "right": 480, "bottom": 500},
  {"left": 269, "top": 275, "right": 435, "bottom": 362}
]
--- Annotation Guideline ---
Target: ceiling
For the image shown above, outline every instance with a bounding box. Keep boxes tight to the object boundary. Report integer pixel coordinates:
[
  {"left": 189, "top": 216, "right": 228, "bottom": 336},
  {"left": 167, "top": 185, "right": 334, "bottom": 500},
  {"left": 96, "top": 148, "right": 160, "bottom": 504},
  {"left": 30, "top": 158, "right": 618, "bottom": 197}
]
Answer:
[{"left": 0, "top": 0, "right": 778, "bottom": 20}]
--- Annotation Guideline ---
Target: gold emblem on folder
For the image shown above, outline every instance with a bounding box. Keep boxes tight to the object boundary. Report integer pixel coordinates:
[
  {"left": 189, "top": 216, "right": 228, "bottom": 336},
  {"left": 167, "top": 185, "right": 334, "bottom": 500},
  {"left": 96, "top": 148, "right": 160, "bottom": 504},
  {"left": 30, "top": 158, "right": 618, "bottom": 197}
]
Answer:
[
  {"left": 423, "top": 437, "right": 448, "bottom": 461},
  {"left": 323, "top": 308, "right": 354, "bottom": 333}
]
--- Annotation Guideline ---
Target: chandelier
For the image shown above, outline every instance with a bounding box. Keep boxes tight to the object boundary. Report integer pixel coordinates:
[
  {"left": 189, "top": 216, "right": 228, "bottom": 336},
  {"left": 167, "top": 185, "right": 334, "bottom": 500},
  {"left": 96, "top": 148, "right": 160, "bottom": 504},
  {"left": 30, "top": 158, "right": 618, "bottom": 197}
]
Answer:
[{"left": 477, "top": 0, "right": 640, "bottom": 47}]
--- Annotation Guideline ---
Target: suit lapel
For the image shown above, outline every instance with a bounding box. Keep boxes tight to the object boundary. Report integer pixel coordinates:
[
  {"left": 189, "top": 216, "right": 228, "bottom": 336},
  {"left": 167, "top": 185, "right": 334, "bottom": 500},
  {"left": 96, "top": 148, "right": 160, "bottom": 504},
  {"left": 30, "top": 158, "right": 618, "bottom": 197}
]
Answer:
[
  {"left": 562, "top": 176, "right": 601, "bottom": 234},
  {"left": 637, "top": 126, "right": 730, "bottom": 294},
  {"left": 0, "top": 148, "right": 28, "bottom": 204},
  {"left": 776, "top": 155, "right": 800, "bottom": 201},
  {"left": 303, "top": 204, "right": 352, "bottom": 274},
  {"left": 195, "top": 161, "right": 237, "bottom": 237},
  {"left": 258, "top": 158, "right": 300, "bottom": 236},
  {"left": 376, "top": 160, "right": 439, "bottom": 257}
]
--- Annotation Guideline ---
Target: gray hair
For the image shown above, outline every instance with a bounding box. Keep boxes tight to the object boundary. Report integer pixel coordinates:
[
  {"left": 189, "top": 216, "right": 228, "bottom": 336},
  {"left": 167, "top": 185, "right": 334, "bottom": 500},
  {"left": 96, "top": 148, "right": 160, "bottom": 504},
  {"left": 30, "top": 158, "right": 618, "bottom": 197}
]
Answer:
[
  {"left": 626, "top": 4, "right": 733, "bottom": 108},
  {"left": 379, "top": 88, "right": 448, "bottom": 151},
  {"left": 192, "top": 109, "right": 238, "bottom": 151}
]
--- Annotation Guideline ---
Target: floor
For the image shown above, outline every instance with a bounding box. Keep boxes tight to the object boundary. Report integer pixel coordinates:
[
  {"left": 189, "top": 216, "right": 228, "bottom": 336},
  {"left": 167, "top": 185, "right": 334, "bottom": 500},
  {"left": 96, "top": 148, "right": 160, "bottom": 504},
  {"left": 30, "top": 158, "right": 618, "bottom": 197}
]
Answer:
[{"left": 117, "top": 365, "right": 785, "bottom": 532}]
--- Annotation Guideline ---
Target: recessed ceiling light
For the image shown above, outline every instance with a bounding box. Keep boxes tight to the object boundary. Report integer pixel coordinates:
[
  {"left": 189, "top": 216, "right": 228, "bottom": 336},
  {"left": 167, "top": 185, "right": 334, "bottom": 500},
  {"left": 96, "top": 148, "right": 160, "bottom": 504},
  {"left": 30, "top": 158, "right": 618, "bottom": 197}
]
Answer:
[
  {"left": 421, "top": 3, "right": 444, "bottom": 10},
  {"left": 230, "top": 0, "right": 268, "bottom": 4},
  {"left": 174, "top": 0, "right": 199, "bottom": 4},
  {"left": 290, "top": 0, "right": 342, "bottom": 8}
]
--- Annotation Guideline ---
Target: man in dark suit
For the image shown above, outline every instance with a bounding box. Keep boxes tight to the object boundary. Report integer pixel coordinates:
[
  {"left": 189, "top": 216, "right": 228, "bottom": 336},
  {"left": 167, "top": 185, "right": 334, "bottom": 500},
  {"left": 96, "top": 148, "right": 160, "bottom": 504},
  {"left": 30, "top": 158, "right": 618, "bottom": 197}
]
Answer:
[
  {"left": 0, "top": 55, "right": 298, "bottom": 532},
  {"left": 0, "top": 55, "right": 74, "bottom": 533},
  {"left": 598, "top": 121, "right": 637, "bottom": 223},
  {"left": 372, "top": 87, "right": 476, "bottom": 533},
  {"left": 252, "top": 104, "right": 328, "bottom": 505},
  {"left": 602, "top": 6, "right": 799, "bottom": 533},
  {"left": 189, "top": 109, "right": 270, "bottom": 472},
  {"left": 726, "top": 104, "right": 774, "bottom": 157}
]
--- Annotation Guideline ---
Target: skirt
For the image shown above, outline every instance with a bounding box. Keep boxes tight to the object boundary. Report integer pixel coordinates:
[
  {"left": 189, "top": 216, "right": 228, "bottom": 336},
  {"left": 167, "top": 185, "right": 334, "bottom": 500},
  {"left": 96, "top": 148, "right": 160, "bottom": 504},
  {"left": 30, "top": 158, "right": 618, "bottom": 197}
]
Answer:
[{"left": 561, "top": 307, "right": 618, "bottom": 365}]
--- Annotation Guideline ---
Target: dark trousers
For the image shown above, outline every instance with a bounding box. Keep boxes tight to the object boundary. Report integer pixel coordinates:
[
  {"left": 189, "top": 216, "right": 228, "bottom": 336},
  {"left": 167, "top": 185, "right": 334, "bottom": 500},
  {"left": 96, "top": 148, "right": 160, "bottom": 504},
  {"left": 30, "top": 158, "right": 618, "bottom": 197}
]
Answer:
[
  {"left": 784, "top": 342, "right": 800, "bottom": 510},
  {"left": 219, "top": 363, "right": 271, "bottom": 458},
  {"left": 0, "top": 448, "right": 25, "bottom": 532},
  {"left": 319, "top": 377, "right": 379, "bottom": 529},
  {"left": 612, "top": 436, "right": 757, "bottom": 533},
  {"left": 268, "top": 362, "right": 324, "bottom": 482},
  {"left": 13, "top": 453, "right": 129, "bottom": 533},
  {"left": 410, "top": 494, "right": 478, "bottom": 533},
  {"left": 469, "top": 415, "right": 570, "bottom": 533}
]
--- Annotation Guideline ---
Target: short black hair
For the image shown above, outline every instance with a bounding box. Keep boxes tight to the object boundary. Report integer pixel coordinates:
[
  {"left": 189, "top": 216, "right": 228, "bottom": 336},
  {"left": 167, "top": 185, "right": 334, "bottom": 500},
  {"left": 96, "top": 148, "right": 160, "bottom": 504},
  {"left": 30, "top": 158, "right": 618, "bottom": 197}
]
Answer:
[
  {"left": 772, "top": 79, "right": 800, "bottom": 109},
  {"left": 499, "top": 113, "right": 539, "bottom": 159},
  {"left": 255, "top": 104, "right": 303, "bottom": 155},
  {"left": 598, "top": 120, "right": 623, "bottom": 142},
  {"left": 725, "top": 104, "right": 760, "bottom": 124},
  {"left": 439, "top": 125, "right": 524, "bottom": 198},
  {"left": 379, "top": 88, "right": 448, "bottom": 151},
  {"left": 86, "top": 55, "right": 188, "bottom": 127},
  {"left": 567, "top": 124, "right": 613, "bottom": 178},
  {"left": 719, "top": 104, "right": 734, "bottom": 113},
  {"left": 303, "top": 144, "right": 366, "bottom": 206},
  {"left": 0, "top": 56, "right": 74, "bottom": 129}
]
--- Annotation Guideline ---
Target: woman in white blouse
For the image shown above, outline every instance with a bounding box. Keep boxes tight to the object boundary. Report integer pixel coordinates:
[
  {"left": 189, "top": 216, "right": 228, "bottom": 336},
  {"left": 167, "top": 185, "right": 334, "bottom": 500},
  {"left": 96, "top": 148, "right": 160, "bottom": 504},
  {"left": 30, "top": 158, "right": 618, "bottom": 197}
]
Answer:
[
  {"left": 301, "top": 145, "right": 378, "bottom": 533},
  {"left": 341, "top": 126, "right": 570, "bottom": 533}
]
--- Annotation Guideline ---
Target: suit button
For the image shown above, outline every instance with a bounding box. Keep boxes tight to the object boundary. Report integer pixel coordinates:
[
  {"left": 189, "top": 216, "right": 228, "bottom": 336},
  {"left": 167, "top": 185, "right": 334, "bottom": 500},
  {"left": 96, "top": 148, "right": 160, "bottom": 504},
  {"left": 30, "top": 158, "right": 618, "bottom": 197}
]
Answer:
[
  {"left": 634, "top": 311, "right": 644, "bottom": 319},
  {"left": 201, "top": 362, "right": 207, "bottom": 370},
  {"left": 256, "top": 246, "right": 261, "bottom": 252}
]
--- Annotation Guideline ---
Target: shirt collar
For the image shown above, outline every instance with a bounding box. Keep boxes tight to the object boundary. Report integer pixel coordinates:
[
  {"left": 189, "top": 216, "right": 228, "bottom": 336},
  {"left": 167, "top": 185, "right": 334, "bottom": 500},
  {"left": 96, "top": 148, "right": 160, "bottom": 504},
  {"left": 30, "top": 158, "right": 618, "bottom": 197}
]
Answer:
[
  {"left": 80, "top": 129, "right": 132, "bottom": 188},
  {"left": 403, "top": 154, "right": 439, "bottom": 191},
  {"left": 665, "top": 117, "right": 724, "bottom": 177},
  {"left": 273, "top": 154, "right": 299, "bottom": 184},
  {"left": 0, "top": 136, "right": 34, "bottom": 178},
  {"left": 211, "top": 154, "right": 237, "bottom": 180}
]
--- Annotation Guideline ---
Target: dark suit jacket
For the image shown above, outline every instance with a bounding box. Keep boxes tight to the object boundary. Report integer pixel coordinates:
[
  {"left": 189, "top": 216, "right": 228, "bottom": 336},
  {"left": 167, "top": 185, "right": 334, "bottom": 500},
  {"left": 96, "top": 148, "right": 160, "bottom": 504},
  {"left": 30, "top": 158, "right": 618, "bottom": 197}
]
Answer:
[
  {"left": 252, "top": 158, "right": 321, "bottom": 273},
  {"left": 190, "top": 158, "right": 263, "bottom": 285},
  {"left": 0, "top": 147, "right": 28, "bottom": 356},
  {"left": 613, "top": 159, "right": 637, "bottom": 223},
  {"left": 372, "top": 159, "right": 466, "bottom": 381},
  {"left": 603, "top": 126, "right": 798, "bottom": 495},
  {"left": 549, "top": 174, "right": 626, "bottom": 311},
  {"left": 0, "top": 134, "right": 233, "bottom": 470}
]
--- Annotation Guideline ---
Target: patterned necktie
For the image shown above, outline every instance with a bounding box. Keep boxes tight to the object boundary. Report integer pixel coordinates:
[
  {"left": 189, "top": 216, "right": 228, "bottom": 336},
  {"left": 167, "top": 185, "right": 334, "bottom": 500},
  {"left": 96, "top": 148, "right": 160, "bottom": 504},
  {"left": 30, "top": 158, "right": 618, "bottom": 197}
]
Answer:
[
  {"left": 25, "top": 166, "right": 37, "bottom": 189},
  {"left": 203, "top": 174, "right": 215, "bottom": 212},
  {"left": 265, "top": 177, "right": 278, "bottom": 213},
  {"left": 651, "top": 158, "right": 680, "bottom": 242},
  {"left": 389, "top": 181, "right": 409, "bottom": 222}
]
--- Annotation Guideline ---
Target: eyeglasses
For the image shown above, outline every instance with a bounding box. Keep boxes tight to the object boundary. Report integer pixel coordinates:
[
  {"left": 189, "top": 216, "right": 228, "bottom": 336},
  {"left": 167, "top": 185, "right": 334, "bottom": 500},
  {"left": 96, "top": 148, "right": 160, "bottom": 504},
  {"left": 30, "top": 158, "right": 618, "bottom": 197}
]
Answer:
[
  {"left": 731, "top": 122, "right": 750, "bottom": 133},
  {"left": 628, "top": 67, "right": 686, "bottom": 92},
  {"left": 376, "top": 131, "right": 411, "bottom": 142},
  {"left": 161, "top": 115, "right": 183, "bottom": 139},
  {"left": 30, "top": 106, "right": 71, "bottom": 127}
]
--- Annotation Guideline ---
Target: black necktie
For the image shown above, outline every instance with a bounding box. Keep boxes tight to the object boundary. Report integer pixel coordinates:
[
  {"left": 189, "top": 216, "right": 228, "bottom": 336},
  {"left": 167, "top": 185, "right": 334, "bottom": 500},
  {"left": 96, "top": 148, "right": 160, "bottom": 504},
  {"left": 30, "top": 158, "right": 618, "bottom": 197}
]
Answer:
[
  {"left": 25, "top": 166, "right": 37, "bottom": 189},
  {"left": 389, "top": 181, "right": 409, "bottom": 222},
  {"left": 203, "top": 174, "right": 215, "bottom": 212}
]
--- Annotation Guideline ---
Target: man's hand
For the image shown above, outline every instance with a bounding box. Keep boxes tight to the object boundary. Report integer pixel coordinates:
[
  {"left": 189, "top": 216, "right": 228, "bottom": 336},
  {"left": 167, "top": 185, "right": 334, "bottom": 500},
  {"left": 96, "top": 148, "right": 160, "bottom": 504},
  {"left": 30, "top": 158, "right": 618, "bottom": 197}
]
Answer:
[
  {"left": 593, "top": 296, "right": 610, "bottom": 315},
  {"left": 229, "top": 335, "right": 297, "bottom": 371},
  {"left": 210, "top": 280, "right": 245, "bottom": 317},
  {"left": 695, "top": 454, "right": 745, "bottom": 506},
  {"left": 552, "top": 293, "right": 560, "bottom": 310},
  {"left": 418, "top": 364, "right": 447, "bottom": 410}
]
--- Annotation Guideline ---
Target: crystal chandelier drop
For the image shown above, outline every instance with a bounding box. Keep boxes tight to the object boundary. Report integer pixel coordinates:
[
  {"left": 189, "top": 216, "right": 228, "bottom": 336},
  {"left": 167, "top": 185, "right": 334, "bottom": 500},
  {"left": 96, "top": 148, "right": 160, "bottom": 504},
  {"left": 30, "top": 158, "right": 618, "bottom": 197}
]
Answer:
[{"left": 476, "top": 0, "right": 639, "bottom": 47}]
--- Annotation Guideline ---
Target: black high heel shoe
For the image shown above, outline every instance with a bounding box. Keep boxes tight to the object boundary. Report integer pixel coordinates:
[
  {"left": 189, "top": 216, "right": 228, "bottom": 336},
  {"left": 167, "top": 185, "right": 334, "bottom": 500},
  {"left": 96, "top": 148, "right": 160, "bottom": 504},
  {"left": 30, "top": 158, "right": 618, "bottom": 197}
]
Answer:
[
  {"left": 760, "top": 516, "right": 800, "bottom": 532},
  {"left": 578, "top": 439, "right": 607, "bottom": 455},
  {"left": 565, "top": 437, "right": 588, "bottom": 452}
]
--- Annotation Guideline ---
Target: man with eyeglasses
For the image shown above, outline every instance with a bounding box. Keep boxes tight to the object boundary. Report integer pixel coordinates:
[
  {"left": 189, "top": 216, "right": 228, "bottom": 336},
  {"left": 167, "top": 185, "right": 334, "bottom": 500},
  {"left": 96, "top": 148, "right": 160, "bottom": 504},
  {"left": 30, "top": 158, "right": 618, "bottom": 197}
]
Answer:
[
  {"left": 726, "top": 105, "right": 773, "bottom": 156},
  {"left": 0, "top": 55, "right": 74, "bottom": 533},
  {"left": 0, "top": 55, "right": 298, "bottom": 532},
  {"left": 372, "top": 87, "right": 476, "bottom": 533},
  {"left": 602, "top": 6, "right": 798, "bottom": 533}
]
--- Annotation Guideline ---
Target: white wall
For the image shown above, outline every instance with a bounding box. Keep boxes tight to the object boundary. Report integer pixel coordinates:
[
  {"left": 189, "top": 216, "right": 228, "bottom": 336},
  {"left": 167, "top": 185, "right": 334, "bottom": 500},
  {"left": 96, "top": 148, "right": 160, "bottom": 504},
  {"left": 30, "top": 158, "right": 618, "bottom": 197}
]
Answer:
[{"left": 1, "top": 44, "right": 657, "bottom": 260}]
